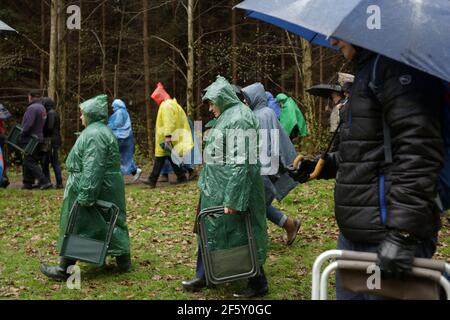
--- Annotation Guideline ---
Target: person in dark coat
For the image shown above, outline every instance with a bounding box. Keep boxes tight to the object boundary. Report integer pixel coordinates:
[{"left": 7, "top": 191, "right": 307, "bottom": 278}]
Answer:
[
  {"left": 41, "top": 97, "right": 63, "bottom": 188},
  {"left": 289, "top": 40, "right": 444, "bottom": 300},
  {"left": 20, "top": 90, "right": 52, "bottom": 190}
]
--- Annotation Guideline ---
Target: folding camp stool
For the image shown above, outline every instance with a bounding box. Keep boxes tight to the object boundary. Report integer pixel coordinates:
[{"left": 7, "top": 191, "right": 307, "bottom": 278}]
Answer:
[
  {"left": 312, "top": 250, "right": 450, "bottom": 300},
  {"left": 60, "top": 200, "right": 119, "bottom": 266},
  {"left": 6, "top": 125, "right": 40, "bottom": 155},
  {"left": 197, "top": 206, "right": 259, "bottom": 285}
]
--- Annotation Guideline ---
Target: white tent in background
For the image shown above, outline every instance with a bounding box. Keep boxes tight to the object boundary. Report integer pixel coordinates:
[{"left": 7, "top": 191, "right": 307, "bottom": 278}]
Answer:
[{"left": 0, "top": 20, "right": 17, "bottom": 32}]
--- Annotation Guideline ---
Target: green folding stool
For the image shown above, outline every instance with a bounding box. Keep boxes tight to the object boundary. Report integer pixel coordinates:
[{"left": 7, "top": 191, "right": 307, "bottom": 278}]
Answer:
[
  {"left": 6, "top": 125, "right": 40, "bottom": 155},
  {"left": 60, "top": 200, "right": 119, "bottom": 266},
  {"left": 197, "top": 206, "right": 259, "bottom": 285}
]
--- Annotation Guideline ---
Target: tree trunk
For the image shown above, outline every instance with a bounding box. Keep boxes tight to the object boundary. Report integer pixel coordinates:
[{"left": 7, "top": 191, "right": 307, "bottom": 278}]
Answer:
[
  {"left": 280, "top": 31, "right": 286, "bottom": 90},
  {"left": 40, "top": 0, "right": 45, "bottom": 91},
  {"left": 58, "top": 0, "right": 67, "bottom": 148},
  {"left": 256, "top": 22, "right": 260, "bottom": 81},
  {"left": 101, "top": 1, "right": 107, "bottom": 92},
  {"left": 300, "top": 38, "right": 315, "bottom": 141},
  {"left": 171, "top": 1, "right": 177, "bottom": 97},
  {"left": 231, "top": 0, "right": 237, "bottom": 83},
  {"left": 114, "top": 3, "right": 126, "bottom": 98},
  {"left": 143, "top": 0, "right": 154, "bottom": 158},
  {"left": 318, "top": 46, "right": 324, "bottom": 140},
  {"left": 196, "top": 0, "right": 203, "bottom": 120},
  {"left": 48, "top": 0, "right": 58, "bottom": 100},
  {"left": 186, "top": 0, "right": 195, "bottom": 118},
  {"left": 76, "top": 0, "right": 82, "bottom": 132},
  {"left": 294, "top": 38, "right": 299, "bottom": 98}
]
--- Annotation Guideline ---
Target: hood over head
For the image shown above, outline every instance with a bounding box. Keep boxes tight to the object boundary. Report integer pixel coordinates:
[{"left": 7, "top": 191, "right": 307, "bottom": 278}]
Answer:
[
  {"left": 112, "top": 99, "right": 127, "bottom": 112},
  {"left": 202, "top": 76, "right": 242, "bottom": 113},
  {"left": 275, "top": 93, "right": 289, "bottom": 105},
  {"left": 242, "top": 83, "right": 269, "bottom": 111},
  {"left": 151, "top": 82, "right": 171, "bottom": 106},
  {"left": 80, "top": 94, "right": 108, "bottom": 125},
  {"left": 41, "top": 97, "right": 55, "bottom": 111}
]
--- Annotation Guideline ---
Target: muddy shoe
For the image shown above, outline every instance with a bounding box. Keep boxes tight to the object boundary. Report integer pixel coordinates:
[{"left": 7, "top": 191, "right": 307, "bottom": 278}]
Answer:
[{"left": 285, "top": 218, "right": 301, "bottom": 246}]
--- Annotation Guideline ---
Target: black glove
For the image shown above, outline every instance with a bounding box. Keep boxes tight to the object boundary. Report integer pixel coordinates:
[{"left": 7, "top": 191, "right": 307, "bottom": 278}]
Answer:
[
  {"left": 376, "top": 230, "right": 418, "bottom": 279},
  {"left": 288, "top": 159, "right": 317, "bottom": 183}
]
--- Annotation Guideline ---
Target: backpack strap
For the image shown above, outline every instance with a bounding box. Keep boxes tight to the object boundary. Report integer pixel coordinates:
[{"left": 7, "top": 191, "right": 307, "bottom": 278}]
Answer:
[{"left": 369, "top": 54, "right": 393, "bottom": 164}]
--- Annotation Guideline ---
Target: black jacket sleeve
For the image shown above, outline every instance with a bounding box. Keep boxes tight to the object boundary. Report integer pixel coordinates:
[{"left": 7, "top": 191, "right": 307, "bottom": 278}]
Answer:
[{"left": 375, "top": 57, "right": 444, "bottom": 239}]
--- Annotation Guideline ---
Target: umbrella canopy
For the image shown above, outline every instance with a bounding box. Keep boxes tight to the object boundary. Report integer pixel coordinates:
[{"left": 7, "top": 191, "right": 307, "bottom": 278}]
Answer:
[
  {"left": 236, "top": 0, "right": 450, "bottom": 82},
  {"left": 306, "top": 84, "right": 343, "bottom": 99},
  {"left": 0, "top": 20, "right": 16, "bottom": 32}
]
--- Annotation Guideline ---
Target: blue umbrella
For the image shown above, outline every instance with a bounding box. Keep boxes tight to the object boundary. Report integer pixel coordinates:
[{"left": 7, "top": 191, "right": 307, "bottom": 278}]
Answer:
[
  {"left": 236, "top": 0, "right": 450, "bottom": 82},
  {"left": 0, "top": 20, "right": 17, "bottom": 32}
]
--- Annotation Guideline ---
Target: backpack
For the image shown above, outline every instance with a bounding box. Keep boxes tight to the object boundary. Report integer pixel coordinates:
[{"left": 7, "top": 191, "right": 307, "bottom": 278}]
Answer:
[{"left": 369, "top": 54, "right": 450, "bottom": 212}]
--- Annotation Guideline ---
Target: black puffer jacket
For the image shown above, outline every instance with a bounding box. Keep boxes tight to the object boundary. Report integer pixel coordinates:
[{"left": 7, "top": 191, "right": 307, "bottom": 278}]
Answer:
[{"left": 322, "top": 50, "right": 444, "bottom": 244}]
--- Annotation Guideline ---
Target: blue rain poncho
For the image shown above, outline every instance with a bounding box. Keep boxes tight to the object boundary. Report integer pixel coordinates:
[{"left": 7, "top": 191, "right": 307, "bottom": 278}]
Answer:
[
  {"left": 108, "top": 99, "right": 138, "bottom": 175},
  {"left": 108, "top": 99, "right": 132, "bottom": 139},
  {"left": 265, "top": 91, "right": 281, "bottom": 119}
]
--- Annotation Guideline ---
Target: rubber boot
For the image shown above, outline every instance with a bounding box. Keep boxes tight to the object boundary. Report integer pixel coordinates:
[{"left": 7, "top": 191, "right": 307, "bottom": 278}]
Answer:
[
  {"left": 115, "top": 254, "right": 132, "bottom": 273},
  {"left": 40, "top": 257, "right": 77, "bottom": 281}
]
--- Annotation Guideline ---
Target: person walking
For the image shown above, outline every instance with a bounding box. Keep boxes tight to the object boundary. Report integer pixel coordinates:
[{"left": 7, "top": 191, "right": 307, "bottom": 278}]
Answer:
[
  {"left": 144, "top": 83, "right": 193, "bottom": 188},
  {"left": 41, "top": 97, "right": 63, "bottom": 188},
  {"left": 40, "top": 95, "right": 132, "bottom": 280},
  {"left": 20, "top": 90, "right": 52, "bottom": 190},
  {"left": 108, "top": 99, "right": 142, "bottom": 182}
]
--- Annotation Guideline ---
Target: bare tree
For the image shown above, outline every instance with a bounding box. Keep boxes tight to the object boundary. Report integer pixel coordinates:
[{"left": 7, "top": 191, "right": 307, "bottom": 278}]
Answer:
[
  {"left": 40, "top": 1, "right": 46, "bottom": 91},
  {"left": 231, "top": 0, "right": 237, "bottom": 83},
  {"left": 143, "top": 0, "right": 154, "bottom": 157},
  {"left": 48, "top": 0, "right": 58, "bottom": 100},
  {"left": 186, "top": 0, "right": 195, "bottom": 118}
]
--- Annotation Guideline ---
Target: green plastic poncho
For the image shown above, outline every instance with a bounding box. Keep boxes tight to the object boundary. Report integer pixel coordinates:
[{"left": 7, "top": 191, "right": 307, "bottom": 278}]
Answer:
[
  {"left": 276, "top": 93, "right": 308, "bottom": 138},
  {"left": 199, "top": 76, "right": 268, "bottom": 266},
  {"left": 58, "top": 95, "right": 130, "bottom": 257}
]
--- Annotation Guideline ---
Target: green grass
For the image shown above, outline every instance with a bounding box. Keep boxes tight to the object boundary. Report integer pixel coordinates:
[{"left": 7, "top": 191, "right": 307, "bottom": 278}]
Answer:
[{"left": 0, "top": 171, "right": 449, "bottom": 300}]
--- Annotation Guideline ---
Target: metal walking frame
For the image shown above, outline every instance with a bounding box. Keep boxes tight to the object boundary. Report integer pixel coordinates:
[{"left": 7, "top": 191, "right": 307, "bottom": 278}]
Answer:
[
  {"left": 312, "top": 250, "right": 450, "bottom": 300},
  {"left": 60, "top": 200, "right": 119, "bottom": 266},
  {"left": 197, "top": 206, "right": 259, "bottom": 285}
]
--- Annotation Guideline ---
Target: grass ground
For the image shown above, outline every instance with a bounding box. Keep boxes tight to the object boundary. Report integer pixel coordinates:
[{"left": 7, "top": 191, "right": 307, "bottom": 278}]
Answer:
[{"left": 0, "top": 169, "right": 449, "bottom": 300}]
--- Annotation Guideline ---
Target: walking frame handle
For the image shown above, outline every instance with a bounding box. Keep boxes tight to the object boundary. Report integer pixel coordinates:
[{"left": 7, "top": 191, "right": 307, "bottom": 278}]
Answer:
[{"left": 312, "top": 250, "right": 450, "bottom": 300}]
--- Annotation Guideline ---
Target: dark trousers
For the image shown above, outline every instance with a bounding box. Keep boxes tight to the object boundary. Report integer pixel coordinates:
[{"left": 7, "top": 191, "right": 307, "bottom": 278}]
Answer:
[
  {"left": 195, "top": 243, "right": 268, "bottom": 290},
  {"left": 335, "top": 233, "right": 437, "bottom": 300},
  {"left": 148, "top": 156, "right": 186, "bottom": 184},
  {"left": 42, "top": 145, "right": 63, "bottom": 185},
  {"left": 23, "top": 146, "right": 49, "bottom": 186}
]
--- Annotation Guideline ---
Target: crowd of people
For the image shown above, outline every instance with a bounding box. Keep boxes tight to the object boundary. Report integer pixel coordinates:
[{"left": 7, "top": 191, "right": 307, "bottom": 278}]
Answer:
[{"left": 0, "top": 35, "right": 448, "bottom": 300}]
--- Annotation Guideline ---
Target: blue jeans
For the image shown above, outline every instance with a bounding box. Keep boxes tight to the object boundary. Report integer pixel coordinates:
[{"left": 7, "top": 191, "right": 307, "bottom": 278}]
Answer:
[
  {"left": 335, "top": 233, "right": 437, "bottom": 300},
  {"left": 266, "top": 205, "right": 287, "bottom": 227}
]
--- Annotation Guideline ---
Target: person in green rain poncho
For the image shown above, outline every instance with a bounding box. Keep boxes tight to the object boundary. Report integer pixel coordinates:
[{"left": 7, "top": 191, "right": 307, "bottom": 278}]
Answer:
[
  {"left": 40, "top": 95, "right": 131, "bottom": 281},
  {"left": 275, "top": 93, "right": 308, "bottom": 142},
  {"left": 182, "top": 76, "right": 269, "bottom": 298}
]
